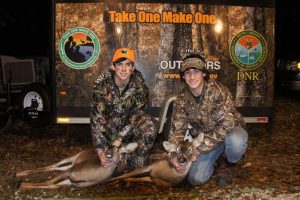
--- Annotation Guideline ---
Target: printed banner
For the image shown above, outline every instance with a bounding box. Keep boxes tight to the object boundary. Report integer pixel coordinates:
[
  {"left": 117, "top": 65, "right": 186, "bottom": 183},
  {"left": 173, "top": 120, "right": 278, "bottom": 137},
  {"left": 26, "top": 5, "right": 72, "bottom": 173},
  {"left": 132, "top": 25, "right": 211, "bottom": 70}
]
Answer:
[{"left": 55, "top": 2, "right": 275, "bottom": 117}]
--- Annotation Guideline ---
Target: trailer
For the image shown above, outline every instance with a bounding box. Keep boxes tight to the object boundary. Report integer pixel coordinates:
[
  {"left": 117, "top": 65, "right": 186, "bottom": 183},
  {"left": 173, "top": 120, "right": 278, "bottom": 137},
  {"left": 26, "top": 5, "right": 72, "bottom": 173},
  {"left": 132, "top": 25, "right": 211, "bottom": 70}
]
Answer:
[
  {"left": 53, "top": 0, "right": 275, "bottom": 125},
  {"left": 0, "top": 0, "right": 276, "bottom": 128}
]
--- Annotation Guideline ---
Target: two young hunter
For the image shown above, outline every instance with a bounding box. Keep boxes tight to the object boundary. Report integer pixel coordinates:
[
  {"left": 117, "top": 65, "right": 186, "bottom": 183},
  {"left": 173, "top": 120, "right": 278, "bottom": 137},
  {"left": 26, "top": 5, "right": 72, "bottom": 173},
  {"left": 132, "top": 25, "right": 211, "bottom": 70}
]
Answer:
[{"left": 90, "top": 49, "right": 248, "bottom": 185}]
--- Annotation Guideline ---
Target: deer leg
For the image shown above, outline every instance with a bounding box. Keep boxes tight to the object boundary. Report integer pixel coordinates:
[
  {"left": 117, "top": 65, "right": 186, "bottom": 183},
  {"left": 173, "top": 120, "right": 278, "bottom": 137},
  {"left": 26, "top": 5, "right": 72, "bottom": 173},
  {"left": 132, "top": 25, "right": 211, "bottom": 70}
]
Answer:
[
  {"left": 16, "top": 153, "right": 80, "bottom": 177},
  {"left": 123, "top": 176, "right": 153, "bottom": 183},
  {"left": 109, "top": 165, "right": 152, "bottom": 182},
  {"left": 20, "top": 172, "right": 75, "bottom": 190},
  {"left": 20, "top": 182, "right": 68, "bottom": 190},
  {"left": 123, "top": 177, "right": 171, "bottom": 187}
]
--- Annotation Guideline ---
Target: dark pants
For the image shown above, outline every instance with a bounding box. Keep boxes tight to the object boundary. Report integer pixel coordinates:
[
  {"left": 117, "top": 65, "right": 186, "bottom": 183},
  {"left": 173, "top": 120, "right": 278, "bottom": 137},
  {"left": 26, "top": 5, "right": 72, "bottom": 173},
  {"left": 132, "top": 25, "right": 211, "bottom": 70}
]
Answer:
[{"left": 113, "top": 114, "right": 158, "bottom": 176}]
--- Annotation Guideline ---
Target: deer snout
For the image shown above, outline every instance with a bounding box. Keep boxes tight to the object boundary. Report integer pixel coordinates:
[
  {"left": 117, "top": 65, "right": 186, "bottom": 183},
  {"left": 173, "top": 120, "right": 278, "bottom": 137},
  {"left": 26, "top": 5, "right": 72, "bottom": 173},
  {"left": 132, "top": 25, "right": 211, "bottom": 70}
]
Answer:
[
  {"left": 105, "top": 150, "right": 113, "bottom": 158},
  {"left": 106, "top": 153, "right": 113, "bottom": 158},
  {"left": 177, "top": 154, "right": 187, "bottom": 165},
  {"left": 105, "top": 149, "right": 118, "bottom": 162}
]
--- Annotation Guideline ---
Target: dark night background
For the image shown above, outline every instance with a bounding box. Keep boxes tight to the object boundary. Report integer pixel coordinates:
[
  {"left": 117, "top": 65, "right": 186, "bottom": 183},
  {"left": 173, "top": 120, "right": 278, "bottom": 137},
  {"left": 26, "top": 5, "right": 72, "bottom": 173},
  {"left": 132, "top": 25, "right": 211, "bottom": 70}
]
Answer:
[
  {"left": 0, "top": 1, "right": 52, "bottom": 56},
  {"left": 276, "top": 1, "right": 300, "bottom": 59},
  {"left": 0, "top": 1, "right": 299, "bottom": 59}
]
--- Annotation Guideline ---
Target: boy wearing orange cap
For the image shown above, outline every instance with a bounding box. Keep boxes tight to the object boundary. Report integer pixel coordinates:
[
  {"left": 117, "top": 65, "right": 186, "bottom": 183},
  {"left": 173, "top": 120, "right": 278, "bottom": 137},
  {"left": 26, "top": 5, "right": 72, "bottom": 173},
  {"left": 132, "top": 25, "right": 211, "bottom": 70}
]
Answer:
[{"left": 90, "top": 48, "right": 157, "bottom": 175}]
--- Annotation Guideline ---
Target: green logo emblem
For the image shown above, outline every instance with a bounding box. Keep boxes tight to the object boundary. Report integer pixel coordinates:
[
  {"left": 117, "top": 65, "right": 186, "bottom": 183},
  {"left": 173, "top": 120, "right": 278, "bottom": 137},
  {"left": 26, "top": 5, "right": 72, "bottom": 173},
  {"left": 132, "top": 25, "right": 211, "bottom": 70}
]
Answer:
[
  {"left": 229, "top": 30, "right": 267, "bottom": 70},
  {"left": 59, "top": 27, "right": 100, "bottom": 69}
]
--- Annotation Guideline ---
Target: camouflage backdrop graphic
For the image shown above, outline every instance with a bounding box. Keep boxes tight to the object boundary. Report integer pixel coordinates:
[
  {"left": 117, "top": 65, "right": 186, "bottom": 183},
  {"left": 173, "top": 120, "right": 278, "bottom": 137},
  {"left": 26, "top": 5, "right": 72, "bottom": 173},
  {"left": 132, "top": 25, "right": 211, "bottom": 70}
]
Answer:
[{"left": 55, "top": 2, "right": 275, "bottom": 113}]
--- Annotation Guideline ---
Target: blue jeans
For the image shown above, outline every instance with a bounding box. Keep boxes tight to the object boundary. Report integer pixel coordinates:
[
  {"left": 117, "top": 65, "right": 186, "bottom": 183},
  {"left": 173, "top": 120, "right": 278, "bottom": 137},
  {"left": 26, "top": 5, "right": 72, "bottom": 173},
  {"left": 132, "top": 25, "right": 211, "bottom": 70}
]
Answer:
[{"left": 187, "top": 126, "right": 248, "bottom": 186}]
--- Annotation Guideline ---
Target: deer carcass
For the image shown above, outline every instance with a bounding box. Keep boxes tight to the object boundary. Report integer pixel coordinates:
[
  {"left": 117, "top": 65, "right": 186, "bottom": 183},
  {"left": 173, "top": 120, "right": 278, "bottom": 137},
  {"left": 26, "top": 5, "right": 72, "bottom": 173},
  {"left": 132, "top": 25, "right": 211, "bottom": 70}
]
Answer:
[
  {"left": 109, "top": 133, "right": 204, "bottom": 187},
  {"left": 16, "top": 142, "right": 138, "bottom": 190}
]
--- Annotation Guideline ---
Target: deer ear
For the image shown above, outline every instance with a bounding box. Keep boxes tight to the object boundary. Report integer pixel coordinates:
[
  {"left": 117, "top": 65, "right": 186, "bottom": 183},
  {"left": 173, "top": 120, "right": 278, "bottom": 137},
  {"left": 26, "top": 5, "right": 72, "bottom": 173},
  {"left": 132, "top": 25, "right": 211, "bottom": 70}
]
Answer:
[
  {"left": 163, "top": 141, "right": 176, "bottom": 153},
  {"left": 193, "top": 132, "right": 204, "bottom": 147},
  {"left": 120, "top": 142, "right": 138, "bottom": 154}
]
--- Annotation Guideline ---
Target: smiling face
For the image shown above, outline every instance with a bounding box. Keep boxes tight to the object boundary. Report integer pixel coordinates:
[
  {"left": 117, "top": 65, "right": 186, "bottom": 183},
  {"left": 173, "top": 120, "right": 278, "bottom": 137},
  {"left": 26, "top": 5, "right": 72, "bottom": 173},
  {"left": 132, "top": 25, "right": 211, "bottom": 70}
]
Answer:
[
  {"left": 112, "top": 59, "right": 135, "bottom": 86},
  {"left": 183, "top": 68, "right": 206, "bottom": 96}
]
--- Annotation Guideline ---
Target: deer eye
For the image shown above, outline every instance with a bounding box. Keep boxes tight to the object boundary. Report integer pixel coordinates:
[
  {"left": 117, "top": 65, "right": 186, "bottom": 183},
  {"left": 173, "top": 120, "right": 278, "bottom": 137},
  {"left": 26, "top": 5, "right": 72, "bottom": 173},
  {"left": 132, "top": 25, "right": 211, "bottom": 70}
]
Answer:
[
  {"left": 175, "top": 147, "right": 179, "bottom": 152},
  {"left": 189, "top": 148, "right": 194, "bottom": 153}
]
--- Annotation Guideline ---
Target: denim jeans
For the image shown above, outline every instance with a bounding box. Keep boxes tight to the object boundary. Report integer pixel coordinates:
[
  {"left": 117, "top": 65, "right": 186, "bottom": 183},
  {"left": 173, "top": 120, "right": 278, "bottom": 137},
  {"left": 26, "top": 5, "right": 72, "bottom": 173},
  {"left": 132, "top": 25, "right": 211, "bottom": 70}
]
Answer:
[{"left": 187, "top": 126, "right": 248, "bottom": 186}]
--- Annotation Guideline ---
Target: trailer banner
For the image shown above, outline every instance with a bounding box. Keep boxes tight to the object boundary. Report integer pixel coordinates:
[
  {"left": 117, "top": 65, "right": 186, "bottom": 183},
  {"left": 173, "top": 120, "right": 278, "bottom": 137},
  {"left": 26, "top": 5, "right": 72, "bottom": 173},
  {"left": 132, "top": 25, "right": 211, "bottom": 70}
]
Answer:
[{"left": 55, "top": 1, "right": 275, "bottom": 121}]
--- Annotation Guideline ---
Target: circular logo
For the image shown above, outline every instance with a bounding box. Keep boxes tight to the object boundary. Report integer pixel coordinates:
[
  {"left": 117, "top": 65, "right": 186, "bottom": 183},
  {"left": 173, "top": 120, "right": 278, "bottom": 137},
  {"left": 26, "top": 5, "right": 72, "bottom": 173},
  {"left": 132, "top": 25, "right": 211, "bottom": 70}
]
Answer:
[
  {"left": 229, "top": 30, "right": 267, "bottom": 70},
  {"left": 59, "top": 27, "right": 100, "bottom": 69}
]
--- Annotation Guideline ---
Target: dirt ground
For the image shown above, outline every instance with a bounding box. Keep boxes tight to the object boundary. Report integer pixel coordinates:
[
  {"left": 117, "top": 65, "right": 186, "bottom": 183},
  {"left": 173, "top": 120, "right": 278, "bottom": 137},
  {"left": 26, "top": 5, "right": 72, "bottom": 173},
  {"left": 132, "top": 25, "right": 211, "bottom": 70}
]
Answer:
[{"left": 0, "top": 93, "right": 299, "bottom": 200}]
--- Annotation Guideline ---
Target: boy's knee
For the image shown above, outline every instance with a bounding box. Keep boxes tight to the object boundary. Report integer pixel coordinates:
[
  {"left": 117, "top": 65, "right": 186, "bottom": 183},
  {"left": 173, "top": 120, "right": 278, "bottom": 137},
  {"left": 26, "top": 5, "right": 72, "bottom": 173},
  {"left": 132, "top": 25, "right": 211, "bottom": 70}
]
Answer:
[
  {"left": 225, "top": 126, "right": 248, "bottom": 163},
  {"left": 226, "top": 126, "right": 248, "bottom": 148},
  {"left": 187, "top": 162, "right": 214, "bottom": 186}
]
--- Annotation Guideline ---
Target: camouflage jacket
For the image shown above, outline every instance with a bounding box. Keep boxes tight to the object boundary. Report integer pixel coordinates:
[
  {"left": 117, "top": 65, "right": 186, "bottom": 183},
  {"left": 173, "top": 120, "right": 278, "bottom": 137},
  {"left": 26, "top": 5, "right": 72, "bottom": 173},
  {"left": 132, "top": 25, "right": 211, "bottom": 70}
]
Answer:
[
  {"left": 169, "top": 79, "right": 245, "bottom": 153},
  {"left": 90, "top": 69, "right": 149, "bottom": 150}
]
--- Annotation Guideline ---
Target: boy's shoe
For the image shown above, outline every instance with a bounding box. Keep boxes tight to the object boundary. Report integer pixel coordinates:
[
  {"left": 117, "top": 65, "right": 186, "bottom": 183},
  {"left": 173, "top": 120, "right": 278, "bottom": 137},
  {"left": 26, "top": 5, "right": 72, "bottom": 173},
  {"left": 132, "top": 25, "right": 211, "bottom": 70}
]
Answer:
[{"left": 216, "top": 174, "right": 233, "bottom": 186}]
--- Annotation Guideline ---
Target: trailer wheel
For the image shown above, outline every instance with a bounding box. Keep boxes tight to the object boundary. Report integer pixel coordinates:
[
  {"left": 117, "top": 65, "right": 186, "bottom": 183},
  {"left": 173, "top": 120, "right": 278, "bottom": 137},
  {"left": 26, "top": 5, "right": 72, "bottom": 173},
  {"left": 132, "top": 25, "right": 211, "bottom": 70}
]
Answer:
[{"left": 20, "top": 83, "right": 51, "bottom": 127}]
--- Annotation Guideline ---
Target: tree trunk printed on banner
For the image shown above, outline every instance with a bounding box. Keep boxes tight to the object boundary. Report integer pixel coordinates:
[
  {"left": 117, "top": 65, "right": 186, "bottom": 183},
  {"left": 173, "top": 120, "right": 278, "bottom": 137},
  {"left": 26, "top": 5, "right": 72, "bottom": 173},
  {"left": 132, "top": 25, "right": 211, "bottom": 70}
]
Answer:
[
  {"left": 125, "top": 4, "right": 139, "bottom": 63},
  {"left": 212, "top": 6, "right": 228, "bottom": 54},
  {"left": 119, "top": 4, "right": 138, "bottom": 50},
  {"left": 250, "top": 8, "right": 266, "bottom": 106},
  {"left": 152, "top": 4, "right": 176, "bottom": 107},
  {"left": 103, "top": 3, "right": 121, "bottom": 58},
  {"left": 201, "top": 5, "right": 218, "bottom": 56},
  {"left": 194, "top": 5, "right": 203, "bottom": 52},
  {"left": 171, "top": 4, "right": 193, "bottom": 91},
  {"left": 235, "top": 7, "right": 254, "bottom": 107},
  {"left": 215, "top": 6, "right": 236, "bottom": 92},
  {"left": 201, "top": 6, "right": 234, "bottom": 90},
  {"left": 200, "top": 5, "right": 238, "bottom": 93}
]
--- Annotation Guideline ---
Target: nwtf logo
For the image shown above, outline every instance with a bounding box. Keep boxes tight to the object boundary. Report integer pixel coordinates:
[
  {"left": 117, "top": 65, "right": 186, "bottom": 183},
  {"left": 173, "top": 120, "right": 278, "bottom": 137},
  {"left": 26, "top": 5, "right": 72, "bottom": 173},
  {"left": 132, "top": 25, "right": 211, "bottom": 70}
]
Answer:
[{"left": 59, "top": 27, "right": 100, "bottom": 69}]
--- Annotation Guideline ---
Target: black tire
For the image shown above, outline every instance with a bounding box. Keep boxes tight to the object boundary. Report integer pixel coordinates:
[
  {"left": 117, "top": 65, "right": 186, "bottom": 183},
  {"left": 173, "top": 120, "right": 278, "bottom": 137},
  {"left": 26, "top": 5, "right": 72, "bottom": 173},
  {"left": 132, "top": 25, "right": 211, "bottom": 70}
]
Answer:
[{"left": 19, "top": 83, "right": 51, "bottom": 127}]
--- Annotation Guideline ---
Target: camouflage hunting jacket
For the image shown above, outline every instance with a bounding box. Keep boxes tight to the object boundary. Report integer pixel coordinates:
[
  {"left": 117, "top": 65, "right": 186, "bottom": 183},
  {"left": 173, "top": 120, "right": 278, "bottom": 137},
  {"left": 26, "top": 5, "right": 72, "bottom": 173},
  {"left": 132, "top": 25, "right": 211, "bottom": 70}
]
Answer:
[
  {"left": 90, "top": 69, "right": 149, "bottom": 150},
  {"left": 169, "top": 79, "right": 245, "bottom": 153}
]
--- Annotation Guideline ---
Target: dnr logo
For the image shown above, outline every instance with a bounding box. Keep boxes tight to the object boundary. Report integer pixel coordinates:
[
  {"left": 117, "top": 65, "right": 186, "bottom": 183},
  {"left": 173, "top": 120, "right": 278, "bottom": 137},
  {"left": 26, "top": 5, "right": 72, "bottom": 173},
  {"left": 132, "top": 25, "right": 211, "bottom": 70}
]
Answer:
[
  {"left": 59, "top": 27, "right": 100, "bottom": 69},
  {"left": 229, "top": 30, "right": 267, "bottom": 70}
]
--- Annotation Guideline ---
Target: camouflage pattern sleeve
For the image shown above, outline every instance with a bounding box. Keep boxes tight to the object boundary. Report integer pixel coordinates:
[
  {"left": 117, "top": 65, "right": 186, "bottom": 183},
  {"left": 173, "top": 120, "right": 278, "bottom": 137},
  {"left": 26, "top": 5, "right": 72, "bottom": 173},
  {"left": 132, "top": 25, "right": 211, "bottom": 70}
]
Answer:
[
  {"left": 201, "top": 86, "right": 236, "bottom": 152},
  {"left": 117, "top": 73, "right": 150, "bottom": 142},
  {"left": 116, "top": 124, "right": 132, "bottom": 142},
  {"left": 130, "top": 83, "right": 149, "bottom": 120},
  {"left": 90, "top": 84, "right": 109, "bottom": 150},
  {"left": 168, "top": 97, "right": 187, "bottom": 144}
]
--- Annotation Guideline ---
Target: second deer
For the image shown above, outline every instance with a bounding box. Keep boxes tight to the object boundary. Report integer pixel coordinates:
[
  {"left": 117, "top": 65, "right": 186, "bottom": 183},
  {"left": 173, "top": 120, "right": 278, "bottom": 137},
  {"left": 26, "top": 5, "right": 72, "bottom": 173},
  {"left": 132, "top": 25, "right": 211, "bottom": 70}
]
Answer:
[{"left": 109, "top": 133, "right": 204, "bottom": 187}]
